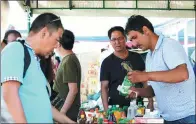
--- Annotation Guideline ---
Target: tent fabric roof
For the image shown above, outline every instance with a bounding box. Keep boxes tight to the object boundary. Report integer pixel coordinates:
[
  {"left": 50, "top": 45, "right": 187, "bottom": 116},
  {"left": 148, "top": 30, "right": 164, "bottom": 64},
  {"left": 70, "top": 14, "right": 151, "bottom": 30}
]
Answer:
[{"left": 18, "top": 1, "right": 195, "bottom": 18}]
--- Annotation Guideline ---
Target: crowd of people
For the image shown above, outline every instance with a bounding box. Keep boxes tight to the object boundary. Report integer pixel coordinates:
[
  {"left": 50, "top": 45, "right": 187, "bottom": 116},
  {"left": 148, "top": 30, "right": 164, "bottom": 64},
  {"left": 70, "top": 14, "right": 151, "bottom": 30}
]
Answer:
[{"left": 1, "top": 12, "right": 195, "bottom": 124}]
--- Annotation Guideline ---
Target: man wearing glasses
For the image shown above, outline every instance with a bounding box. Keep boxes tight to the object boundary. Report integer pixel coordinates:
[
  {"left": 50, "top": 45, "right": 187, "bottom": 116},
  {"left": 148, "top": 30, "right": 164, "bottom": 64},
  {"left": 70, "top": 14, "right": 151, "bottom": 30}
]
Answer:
[
  {"left": 1, "top": 13, "right": 64, "bottom": 123},
  {"left": 100, "top": 26, "right": 154, "bottom": 111}
]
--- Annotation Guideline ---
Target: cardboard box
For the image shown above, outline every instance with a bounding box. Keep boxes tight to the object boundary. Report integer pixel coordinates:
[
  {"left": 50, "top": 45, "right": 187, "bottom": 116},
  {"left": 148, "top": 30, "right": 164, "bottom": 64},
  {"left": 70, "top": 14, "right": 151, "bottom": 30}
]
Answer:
[{"left": 135, "top": 117, "right": 164, "bottom": 124}]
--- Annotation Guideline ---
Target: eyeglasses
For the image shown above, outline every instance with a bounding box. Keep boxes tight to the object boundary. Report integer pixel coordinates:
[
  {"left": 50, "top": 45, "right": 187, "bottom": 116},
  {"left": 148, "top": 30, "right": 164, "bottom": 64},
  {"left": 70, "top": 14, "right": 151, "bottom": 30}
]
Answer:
[{"left": 111, "top": 37, "right": 125, "bottom": 42}]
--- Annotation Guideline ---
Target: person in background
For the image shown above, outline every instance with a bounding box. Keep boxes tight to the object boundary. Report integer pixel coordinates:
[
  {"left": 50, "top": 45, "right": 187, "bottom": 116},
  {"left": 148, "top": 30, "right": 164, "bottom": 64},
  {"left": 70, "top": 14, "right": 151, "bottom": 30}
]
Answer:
[
  {"left": 1, "top": 30, "right": 21, "bottom": 51},
  {"left": 125, "top": 15, "right": 195, "bottom": 124},
  {"left": 53, "top": 29, "right": 81, "bottom": 122},
  {"left": 100, "top": 26, "right": 154, "bottom": 112},
  {"left": 39, "top": 55, "right": 76, "bottom": 123},
  {"left": 52, "top": 56, "right": 61, "bottom": 75},
  {"left": 1, "top": 13, "right": 64, "bottom": 123}
]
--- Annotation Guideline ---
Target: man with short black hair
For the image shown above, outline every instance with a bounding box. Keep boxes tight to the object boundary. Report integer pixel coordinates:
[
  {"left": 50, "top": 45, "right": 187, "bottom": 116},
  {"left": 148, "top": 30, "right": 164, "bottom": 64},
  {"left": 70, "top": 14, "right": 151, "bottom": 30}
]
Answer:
[
  {"left": 125, "top": 15, "right": 195, "bottom": 123},
  {"left": 1, "top": 13, "right": 64, "bottom": 123},
  {"left": 100, "top": 26, "right": 153, "bottom": 111},
  {"left": 53, "top": 29, "right": 81, "bottom": 122}
]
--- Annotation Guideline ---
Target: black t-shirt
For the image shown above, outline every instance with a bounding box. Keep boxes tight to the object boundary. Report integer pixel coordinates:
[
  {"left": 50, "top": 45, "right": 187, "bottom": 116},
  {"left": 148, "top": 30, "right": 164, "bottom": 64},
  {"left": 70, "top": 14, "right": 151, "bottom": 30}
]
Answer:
[{"left": 100, "top": 51, "right": 145, "bottom": 106}]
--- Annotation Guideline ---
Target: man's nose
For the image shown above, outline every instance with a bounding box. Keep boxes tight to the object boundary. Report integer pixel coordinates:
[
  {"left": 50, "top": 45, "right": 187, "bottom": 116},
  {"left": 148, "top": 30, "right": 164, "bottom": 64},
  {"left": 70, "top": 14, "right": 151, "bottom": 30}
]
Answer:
[
  {"left": 115, "top": 40, "right": 120, "bottom": 44},
  {"left": 131, "top": 40, "right": 138, "bottom": 47}
]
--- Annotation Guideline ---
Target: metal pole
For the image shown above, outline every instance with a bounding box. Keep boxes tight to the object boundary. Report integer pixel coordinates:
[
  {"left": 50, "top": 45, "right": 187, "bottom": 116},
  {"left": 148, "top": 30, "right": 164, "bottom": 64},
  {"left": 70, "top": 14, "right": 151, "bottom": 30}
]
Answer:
[
  {"left": 26, "top": 7, "right": 32, "bottom": 32},
  {"left": 36, "top": 0, "right": 38, "bottom": 8},
  {"left": 167, "top": 0, "right": 171, "bottom": 10},
  {"left": 136, "top": 0, "right": 138, "bottom": 9},
  {"left": 103, "top": 0, "right": 105, "bottom": 9},
  {"left": 31, "top": 7, "right": 195, "bottom": 11},
  {"left": 69, "top": 0, "right": 72, "bottom": 10}
]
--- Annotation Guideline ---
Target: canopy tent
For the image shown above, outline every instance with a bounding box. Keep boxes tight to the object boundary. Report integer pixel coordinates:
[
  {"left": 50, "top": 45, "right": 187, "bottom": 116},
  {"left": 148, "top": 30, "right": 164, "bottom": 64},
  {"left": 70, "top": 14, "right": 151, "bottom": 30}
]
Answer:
[{"left": 17, "top": 0, "right": 195, "bottom": 18}]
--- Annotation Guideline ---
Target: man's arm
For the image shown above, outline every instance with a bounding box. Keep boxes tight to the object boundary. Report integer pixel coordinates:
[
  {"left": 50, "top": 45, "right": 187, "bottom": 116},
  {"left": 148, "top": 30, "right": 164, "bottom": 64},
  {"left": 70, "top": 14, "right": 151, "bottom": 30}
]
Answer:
[
  {"left": 2, "top": 81, "right": 27, "bottom": 123},
  {"left": 128, "top": 64, "right": 188, "bottom": 84},
  {"left": 148, "top": 64, "right": 188, "bottom": 83},
  {"left": 101, "top": 81, "right": 109, "bottom": 111},
  {"left": 143, "top": 83, "right": 154, "bottom": 111},
  {"left": 52, "top": 106, "right": 75, "bottom": 123},
  {"left": 129, "top": 85, "right": 155, "bottom": 98},
  {"left": 60, "top": 83, "right": 78, "bottom": 114}
]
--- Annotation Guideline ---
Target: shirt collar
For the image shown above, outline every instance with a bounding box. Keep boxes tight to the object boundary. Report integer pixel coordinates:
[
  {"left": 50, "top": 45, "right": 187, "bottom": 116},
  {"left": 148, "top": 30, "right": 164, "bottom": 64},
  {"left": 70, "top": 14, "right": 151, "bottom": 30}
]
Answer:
[
  {"left": 155, "top": 34, "right": 164, "bottom": 50},
  {"left": 24, "top": 41, "right": 40, "bottom": 62}
]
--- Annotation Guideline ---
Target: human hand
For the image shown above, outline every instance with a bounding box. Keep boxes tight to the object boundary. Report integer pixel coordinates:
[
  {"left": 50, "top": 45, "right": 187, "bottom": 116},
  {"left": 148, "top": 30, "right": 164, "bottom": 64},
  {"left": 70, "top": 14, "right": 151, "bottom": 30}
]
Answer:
[
  {"left": 126, "top": 87, "right": 139, "bottom": 99},
  {"left": 128, "top": 71, "right": 149, "bottom": 83},
  {"left": 147, "top": 101, "right": 154, "bottom": 111},
  {"left": 60, "top": 109, "right": 66, "bottom": 114}
]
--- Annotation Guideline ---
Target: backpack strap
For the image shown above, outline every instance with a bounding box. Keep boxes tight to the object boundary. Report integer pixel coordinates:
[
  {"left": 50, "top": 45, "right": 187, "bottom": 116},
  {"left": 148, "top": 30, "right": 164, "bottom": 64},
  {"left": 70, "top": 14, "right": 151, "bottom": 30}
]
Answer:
[{"left": 17, "top": 40, "right": 31, "bottom": 78}]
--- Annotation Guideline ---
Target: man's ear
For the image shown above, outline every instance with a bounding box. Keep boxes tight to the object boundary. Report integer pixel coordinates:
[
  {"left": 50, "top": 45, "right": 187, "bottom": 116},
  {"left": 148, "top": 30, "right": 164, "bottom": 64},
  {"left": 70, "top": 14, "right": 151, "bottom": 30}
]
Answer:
[
  {"left": 142, "top": 26, "right": 150, "bottom": 35},
  {"left": 40, "top": 27, "right": 49, "bottom": 39},
  {"left": 57, "top": 42, "right": 61, "bottom": 48}
]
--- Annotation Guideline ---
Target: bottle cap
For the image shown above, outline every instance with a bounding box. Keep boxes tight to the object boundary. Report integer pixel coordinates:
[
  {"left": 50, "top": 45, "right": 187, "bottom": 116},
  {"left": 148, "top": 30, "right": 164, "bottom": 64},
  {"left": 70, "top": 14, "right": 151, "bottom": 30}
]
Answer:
[{"left": 81, "top": 115, "right": 85, "bottom": 118}]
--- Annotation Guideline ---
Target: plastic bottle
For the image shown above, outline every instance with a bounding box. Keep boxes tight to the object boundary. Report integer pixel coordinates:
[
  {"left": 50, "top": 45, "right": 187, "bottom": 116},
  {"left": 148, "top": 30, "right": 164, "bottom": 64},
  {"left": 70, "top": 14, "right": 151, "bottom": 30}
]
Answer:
[
  {"left": 103, "top": 119, "right": 109, "bottom": 124},
  {"left": 137, "top": 101, "right": 145, "bottom": 116},
  {"left": 92, "top": 113, "right": 98, "bottom": 124},
  {"left": 143, "top": 109, "right": 151, "bottom": 118},
  {"left": 116, "top": 105, "right": 120, "bottom": 110},
  {"left": 108, "top": 111, "right": 113, "bottom": 124},
  {"left": 111, "top": 111, "right": 117, "bottom": 123},
  {"left": 77, "top": 108, "right": 86, "bottom": 123},
  {"left": 127, "top": 100, "right": 137, "bottom": 120},
  {"left": 98, "top": 118, "right": 103, "bottom": 124},
  {"left": 112, "top": 105, "right": 117, "bottom": 111},
  {"left": 86, "top": 114, "right": 93, "bottom": 124},
  {"left": 106, "top": 105, "right": 112, "bottom": 118},
  {"left": 123, "top": 106, "right": 129, "bottom": 116},
  {"left": 79, "top": 115, "right": 86, "bottom": 124}
]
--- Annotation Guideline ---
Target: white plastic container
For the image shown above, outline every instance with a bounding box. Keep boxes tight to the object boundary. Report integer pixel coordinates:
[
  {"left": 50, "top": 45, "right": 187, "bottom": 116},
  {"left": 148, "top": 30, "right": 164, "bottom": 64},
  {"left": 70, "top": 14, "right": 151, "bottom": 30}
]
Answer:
[
  {"left": 127, "top": 100, "right": 137, "bottom": 120},
  {"left": 143, "top": 109, "right": 151, "bottom": 118}
]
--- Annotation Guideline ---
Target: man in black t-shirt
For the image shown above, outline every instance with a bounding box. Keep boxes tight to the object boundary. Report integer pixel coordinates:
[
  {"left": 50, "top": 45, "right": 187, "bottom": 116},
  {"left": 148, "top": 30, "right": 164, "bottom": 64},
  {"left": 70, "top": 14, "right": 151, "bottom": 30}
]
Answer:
[{"left": 100, "top": 26, "right": 153, "bottom": 111}]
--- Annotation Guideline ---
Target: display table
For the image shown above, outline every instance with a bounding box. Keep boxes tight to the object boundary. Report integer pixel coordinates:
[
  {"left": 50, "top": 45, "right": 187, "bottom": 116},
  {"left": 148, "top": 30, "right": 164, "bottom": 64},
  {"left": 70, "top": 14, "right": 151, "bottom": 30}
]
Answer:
[{"left": 81, "top": 111, "right": 164, "bottom": 124}]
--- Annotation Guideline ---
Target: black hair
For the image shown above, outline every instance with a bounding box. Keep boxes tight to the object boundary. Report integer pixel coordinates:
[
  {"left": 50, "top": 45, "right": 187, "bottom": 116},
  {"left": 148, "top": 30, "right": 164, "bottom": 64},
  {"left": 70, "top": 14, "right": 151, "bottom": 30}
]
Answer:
[
  {"left": 30, "top": 13, "right": 63, "bottom": 34},
  {"left": 125, "top": 15, "right": 154, "bottom": 34},
  {"left": 108, "top": 26, "right": 126, "bottom": 39},
  {"left": 40, "top": 56, "right": 54, "bottom": 83},
  {"left": 55, "top": 56, "right": 61, "bottom": 64},
  {"left": 3, "top": 30, "right": 21, "bottom": 44},
  {"left": 60, "top": 29, "right": 75, "bottom": 50}
]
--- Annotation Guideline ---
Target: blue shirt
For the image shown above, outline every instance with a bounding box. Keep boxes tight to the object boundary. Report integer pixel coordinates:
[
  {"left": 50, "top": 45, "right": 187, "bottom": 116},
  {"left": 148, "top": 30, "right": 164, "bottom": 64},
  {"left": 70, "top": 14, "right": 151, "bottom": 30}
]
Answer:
[
  {"left": 146, "top": 34, "right": 195, "bottom": 121},
  {"left": 1, "top": 42, "right": 53, "bottom": 123}
]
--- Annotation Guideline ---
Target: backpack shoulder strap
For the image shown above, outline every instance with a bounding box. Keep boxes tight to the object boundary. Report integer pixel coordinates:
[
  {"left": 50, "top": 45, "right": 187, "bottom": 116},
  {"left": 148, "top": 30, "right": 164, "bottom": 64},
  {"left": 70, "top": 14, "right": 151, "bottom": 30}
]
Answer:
[{"left": 17, "top": 40, "right": 31, "bottom": 78}]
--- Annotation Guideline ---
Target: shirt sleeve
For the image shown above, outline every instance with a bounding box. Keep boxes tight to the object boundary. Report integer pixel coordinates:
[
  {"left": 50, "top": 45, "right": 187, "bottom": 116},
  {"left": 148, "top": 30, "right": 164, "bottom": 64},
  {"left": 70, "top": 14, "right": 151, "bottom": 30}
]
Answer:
[
  {"left": 163, "top": 39, "right": 187, "bottom": 70},
  {"left": 100, "top": 59, "right": 110, "bottom": 82},
  {"left": 62, "top": 58, "right": 78, "bottom": 83},
  {"left": 1, "top": 42, "right": 24, "bottom": 84}
]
